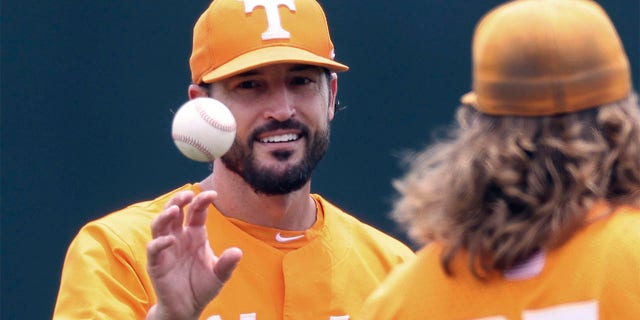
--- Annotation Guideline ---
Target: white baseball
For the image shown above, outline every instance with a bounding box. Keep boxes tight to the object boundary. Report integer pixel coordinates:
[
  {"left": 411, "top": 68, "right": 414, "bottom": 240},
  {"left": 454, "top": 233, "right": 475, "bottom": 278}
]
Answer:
[{"left": 171, "top": 97, "right": 236, "bottom": 162}]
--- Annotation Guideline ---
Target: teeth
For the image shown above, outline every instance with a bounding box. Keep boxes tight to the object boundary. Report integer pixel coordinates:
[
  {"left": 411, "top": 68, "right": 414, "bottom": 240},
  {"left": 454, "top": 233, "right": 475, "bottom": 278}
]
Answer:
[{"left": 260, "top": 133, "right": 299, "bottom": 143}]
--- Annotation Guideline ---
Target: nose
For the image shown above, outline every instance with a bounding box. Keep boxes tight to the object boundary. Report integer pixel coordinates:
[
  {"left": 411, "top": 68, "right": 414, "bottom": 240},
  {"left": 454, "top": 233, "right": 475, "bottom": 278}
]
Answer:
[{"left": 263, "top": 85, "right": 295, "bottom": 121}]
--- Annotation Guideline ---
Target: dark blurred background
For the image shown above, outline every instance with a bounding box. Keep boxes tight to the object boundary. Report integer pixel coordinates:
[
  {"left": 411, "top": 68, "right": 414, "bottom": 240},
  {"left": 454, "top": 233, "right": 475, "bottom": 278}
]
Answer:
[{"left": 2, "top": 1, "right": 638, "bottom": 318}]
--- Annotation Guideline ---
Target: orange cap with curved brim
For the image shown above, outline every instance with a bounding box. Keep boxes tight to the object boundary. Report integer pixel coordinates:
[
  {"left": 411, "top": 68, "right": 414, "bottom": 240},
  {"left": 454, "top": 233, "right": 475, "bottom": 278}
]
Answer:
[
  {"left": 190, "top": 0, "right": 349, "bottom": 84},
  {"left": 461, "top": 0, "right": 631, "bottom": 116}
]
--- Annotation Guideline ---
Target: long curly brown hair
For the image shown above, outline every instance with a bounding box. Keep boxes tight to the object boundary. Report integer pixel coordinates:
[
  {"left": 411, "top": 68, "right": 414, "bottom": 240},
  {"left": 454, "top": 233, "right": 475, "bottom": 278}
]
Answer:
[{"left": 392, "top": 93, "right": 640, "bottom": 278}]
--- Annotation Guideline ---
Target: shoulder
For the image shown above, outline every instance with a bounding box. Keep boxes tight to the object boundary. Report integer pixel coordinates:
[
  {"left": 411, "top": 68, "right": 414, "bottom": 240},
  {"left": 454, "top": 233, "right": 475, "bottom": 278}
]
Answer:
[
  {"left": 545, "top": 205, "right": 640, "bottom": 286},
  {"left": 589, "top": 206, "right": 640, "bottom": 255},
  {"left": 313, "top": 194, "right": 415, "bottom": 259},
  {"left": 605, "top": 205, "right": 640, "bottom": 230},
  {"left": 582, "top": 205, "right": 640, "bottom": 247},
  {"left": 77, "top": 184, "right": 197, "bottom": 247},
  {"left": 357, "top": 245, "right": 438, "bottom": 319},
  {"left": 379, "top": 244, "right": 440, "bottom": 285}
]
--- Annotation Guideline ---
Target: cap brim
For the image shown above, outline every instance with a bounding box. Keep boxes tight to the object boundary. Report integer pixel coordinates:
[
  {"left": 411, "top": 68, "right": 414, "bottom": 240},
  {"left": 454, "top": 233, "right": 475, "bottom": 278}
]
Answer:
[
  {"left": 460, "top": 91, "right": 478, "bottom": 106},
  {"left": 202, "top": 46, "right": 349, "bottom": 83}
]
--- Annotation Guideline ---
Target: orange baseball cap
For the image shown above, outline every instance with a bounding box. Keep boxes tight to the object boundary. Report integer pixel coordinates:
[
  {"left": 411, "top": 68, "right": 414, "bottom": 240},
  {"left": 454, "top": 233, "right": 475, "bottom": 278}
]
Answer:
[
  {"left": 190, "top": 0, "right": 349, "bottom": 84},
  {"left": 461, "top": 0, "right": 631, "bottom": 116}
]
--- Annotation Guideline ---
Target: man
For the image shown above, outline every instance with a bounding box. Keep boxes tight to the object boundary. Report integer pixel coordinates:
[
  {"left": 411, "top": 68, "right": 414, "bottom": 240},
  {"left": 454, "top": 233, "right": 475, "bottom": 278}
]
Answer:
[
  {"left": 358, "top": 0, "right": 640, "bottom": 319},
  {"left": 53, "top": 0, "right": 414, "bottom": 319}
]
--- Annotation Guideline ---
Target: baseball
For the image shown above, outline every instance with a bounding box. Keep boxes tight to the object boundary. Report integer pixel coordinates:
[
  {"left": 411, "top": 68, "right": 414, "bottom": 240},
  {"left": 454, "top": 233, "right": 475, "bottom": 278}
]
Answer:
[{"left": 171, "top": 97, "right": 237, "bottom": 162}]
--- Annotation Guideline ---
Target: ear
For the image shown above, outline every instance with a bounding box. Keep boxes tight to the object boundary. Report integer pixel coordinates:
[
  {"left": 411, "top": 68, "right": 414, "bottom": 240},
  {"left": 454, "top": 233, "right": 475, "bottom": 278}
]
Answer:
[
  {"left": 328, "top": 72, "right": 338, "bottom": 121},
  {"left": 188, "top": 84, "right": 209, "bottom": 99}
]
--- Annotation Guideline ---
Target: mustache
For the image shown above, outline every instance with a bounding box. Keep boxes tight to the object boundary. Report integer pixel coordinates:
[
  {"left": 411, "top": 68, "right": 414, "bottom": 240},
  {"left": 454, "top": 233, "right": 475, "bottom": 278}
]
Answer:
[{"left": 250, "top": 119, "right": 309, "bottom": 140}]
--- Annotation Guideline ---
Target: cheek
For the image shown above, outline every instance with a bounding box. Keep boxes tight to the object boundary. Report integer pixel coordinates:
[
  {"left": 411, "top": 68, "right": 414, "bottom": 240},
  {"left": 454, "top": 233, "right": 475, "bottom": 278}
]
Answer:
[
  {"left": 226, "top": 108, "right": 253, "bottom": 134},
  {"left": 233, "top": 124, "right": 252, "bottom": 144},
  {"left": 225, "top": 113, "right": 252, "bottom": 145},
  {"left": 315, "top": 107, "right": 333, "bottom": 131}
]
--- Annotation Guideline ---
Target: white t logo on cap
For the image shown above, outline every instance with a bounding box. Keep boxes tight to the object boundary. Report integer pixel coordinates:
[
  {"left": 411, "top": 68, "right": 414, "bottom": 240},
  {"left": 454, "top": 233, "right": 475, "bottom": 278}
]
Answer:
[{"left": 244, "top": 0, "right": 296, "bottom": 40}]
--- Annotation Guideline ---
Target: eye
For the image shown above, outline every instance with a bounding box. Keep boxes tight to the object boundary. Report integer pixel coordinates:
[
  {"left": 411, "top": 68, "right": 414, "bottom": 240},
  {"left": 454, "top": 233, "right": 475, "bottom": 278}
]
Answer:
[
  {"left": 291, "top": 76, "right": 313, "bottom": 86},
  {"left": 237, "top": 80, "right": 260, "bottom": 89}
]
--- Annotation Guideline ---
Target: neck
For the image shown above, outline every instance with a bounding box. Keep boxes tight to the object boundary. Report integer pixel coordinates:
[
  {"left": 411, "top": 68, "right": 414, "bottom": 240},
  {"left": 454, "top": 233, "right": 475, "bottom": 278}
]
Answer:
[{"left": 200, "top": 164, "right": 317, "bottom": 231}]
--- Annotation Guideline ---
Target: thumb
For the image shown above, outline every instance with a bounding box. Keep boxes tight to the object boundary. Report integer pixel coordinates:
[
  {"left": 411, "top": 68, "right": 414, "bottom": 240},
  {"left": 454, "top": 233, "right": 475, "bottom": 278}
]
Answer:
[{"left": 213, "top": 247, "right": 243, "bottom": 283}]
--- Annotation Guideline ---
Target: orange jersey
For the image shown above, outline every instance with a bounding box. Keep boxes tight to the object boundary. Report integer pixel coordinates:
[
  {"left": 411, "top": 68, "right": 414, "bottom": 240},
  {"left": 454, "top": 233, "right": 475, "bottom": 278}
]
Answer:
[
  {"left": 53, "top": 184, "right": 414, "bottom": 319},
  {"left": 358, "top": 206, "right": 640, "bottom": 320}
]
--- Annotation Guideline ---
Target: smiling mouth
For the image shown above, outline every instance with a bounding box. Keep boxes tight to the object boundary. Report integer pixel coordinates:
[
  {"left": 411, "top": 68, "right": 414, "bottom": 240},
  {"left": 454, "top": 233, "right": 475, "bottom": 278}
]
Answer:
[{"left": 259, "top": 133, "right": 301, "bottom": 143}]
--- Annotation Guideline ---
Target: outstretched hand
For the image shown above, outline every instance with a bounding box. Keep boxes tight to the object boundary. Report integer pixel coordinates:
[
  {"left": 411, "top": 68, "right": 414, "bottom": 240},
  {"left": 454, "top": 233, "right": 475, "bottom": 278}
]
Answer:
[{"left": 146, "top": 190, "right": 243, "bottom": 320}]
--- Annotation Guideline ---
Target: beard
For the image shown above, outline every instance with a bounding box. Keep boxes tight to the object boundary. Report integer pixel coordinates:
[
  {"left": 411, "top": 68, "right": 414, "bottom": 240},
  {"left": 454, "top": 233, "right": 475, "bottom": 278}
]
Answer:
[{"left": 220, "top": 118, "right": 330, "bottom": 195}]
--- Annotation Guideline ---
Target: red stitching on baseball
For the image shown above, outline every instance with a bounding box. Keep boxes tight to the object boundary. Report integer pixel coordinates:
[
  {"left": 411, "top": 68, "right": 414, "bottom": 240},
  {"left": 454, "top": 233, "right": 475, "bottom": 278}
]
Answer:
[
  {"left": 195, "top": 103, "right": 236, "bottom": 132},
  {"left": 172, "top": 133, "right": 216, "bottom": 162}
]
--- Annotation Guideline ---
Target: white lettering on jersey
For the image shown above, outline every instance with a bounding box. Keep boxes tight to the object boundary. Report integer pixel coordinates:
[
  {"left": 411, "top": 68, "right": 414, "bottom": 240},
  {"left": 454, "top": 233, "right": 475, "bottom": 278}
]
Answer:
[
  {"left": 206, "top": 314, "right": 255, "bottom": 320},
  {"left": 207, "top": 314, "right": 348, "bottom": 319},
  {"left": 244, "top": 0, "right": 296, "bottom": 40},
  {"left": 470, "top": 300, "right": 599, "bottom": 320},
  {"left": 523, "top": 300, "right": 598, "bottom": 320}
]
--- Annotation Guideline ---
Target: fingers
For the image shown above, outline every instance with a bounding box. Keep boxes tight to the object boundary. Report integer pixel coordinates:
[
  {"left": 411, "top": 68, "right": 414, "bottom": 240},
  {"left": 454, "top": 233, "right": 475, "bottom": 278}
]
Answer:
[
  {"left": 151, "top": 190, "right": 202, "bottom": 239},
  {"left": 153, "top": 191, "right": 196, "bottom": 237},
  {"left": 153, "top": 190, "right": 216, "bottom": 235},
  {"left": 163, "top": 190, "right": 196, "bottom": 210},
  {"left": 213, "top": 247, "right": 243, "bottom": 283},
  {"left": 186, "top": 191, "right": 217, "bottom": 227},
  {"left": 148, "top": 189, "right": 218, "bottom": 270},
  {"left": 151, "top": 205, "right": 181, "bottom": 239},
  {"left": 146, "top": 235, "right": 176, "bottom": 270}
]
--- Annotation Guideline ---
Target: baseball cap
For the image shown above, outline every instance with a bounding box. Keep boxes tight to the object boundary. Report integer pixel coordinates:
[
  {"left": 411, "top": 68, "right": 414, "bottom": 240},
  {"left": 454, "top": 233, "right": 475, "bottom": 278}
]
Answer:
[
  {"left": 190, "top": 0, "right": 349, "bottom": 84},
  {"left": 461, "top": 0, "right": 631, "bottom": 116}
]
